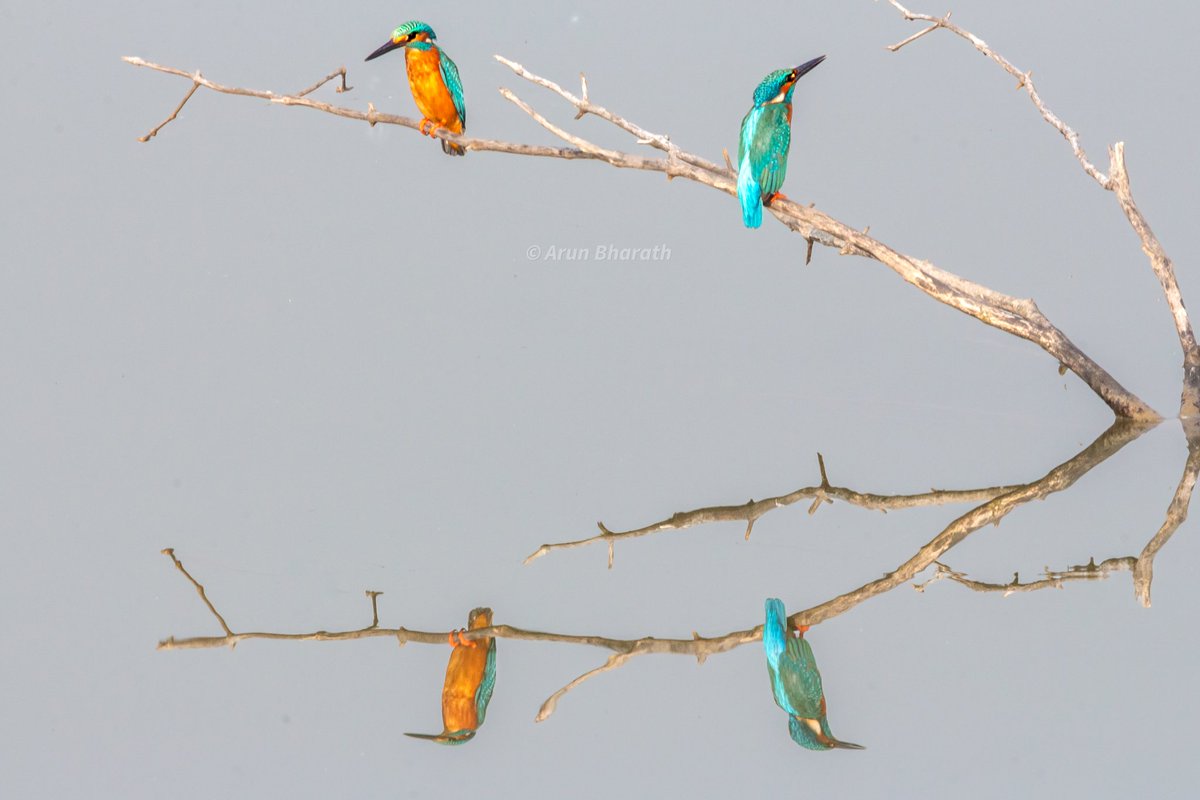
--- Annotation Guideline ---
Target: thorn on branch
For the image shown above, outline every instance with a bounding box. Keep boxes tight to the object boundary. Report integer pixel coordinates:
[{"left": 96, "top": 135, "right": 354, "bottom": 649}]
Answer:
[
  {"left": 817, "top": 452, "right": 831, "bottom": 487},
  {"left": 365, "top": 590, "right": 383, "bottom": 628},
  {"left": 574, "top": 72, "right": 590, "bottom": 120}
]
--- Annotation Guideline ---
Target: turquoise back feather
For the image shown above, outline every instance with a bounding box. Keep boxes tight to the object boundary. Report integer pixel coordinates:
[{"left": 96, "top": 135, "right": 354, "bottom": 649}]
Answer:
[
  {"left": 738, "top": 104, "right": 791, "bottom": 228},
  {"left": 474, "top": 637, "right": 496, "bottom": 725},
  {"left": 438, "top": 48, "right": 466, "bottom": 127}
]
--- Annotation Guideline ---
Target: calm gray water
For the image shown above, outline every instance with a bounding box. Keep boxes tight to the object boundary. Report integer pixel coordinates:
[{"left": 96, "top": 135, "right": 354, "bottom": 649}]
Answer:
[{"left": 3, "top": 1, "right": 1198, "bottom": 797}]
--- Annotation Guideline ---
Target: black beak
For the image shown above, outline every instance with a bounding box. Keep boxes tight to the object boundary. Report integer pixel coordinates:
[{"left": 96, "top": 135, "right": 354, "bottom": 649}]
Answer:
[
  {"left": 365, "top": 38, "right": 404, "bottom": 62},
  {"left": 793, "top": 54, "right": 826, "bottom": 80}
]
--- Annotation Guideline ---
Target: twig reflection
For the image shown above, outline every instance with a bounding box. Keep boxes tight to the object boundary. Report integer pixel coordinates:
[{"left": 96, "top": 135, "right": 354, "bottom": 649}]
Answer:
[
  {"left": 920, "top": 420, "right": 1199, "bottom": 607},
  {"left": 160, "top": 420, "right": 1163, "bottom": 720}
]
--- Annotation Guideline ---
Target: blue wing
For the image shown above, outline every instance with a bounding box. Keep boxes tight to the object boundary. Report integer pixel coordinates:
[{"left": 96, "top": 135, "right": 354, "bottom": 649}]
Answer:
[
  {"left": 748, "top": 103, "right": 791, "bottom": 200},
  {"left": 474, "top": 638, "right": 497, "bottom": 726},
  {"left": 438, "top": 49, "right": 466, "bottom": 126},
  {"left": 776, "top": 634, "right": 825, "bottom": 719}
]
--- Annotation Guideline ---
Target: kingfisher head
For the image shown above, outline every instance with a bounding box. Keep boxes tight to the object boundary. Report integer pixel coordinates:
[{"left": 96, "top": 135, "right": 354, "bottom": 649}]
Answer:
[
  {"left": 365, "top": 20, "right": 437, "bottom": 61},
  {"left": 752, "top": 55, "right": 825, "bottom": 106},
  {"left": 788, "top": 715, "right": 866, "bottom": 751}
]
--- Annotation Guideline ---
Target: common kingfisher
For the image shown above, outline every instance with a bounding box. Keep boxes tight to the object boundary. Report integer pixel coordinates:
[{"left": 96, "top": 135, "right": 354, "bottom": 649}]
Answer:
[
  {"left": 405, "top": 607, "right": 497, "bottom": 744},
  {"left": 763, "top": 598, "right": 864, "bottom": 751},
  {"left": 365, "top": 20, "right": 467, "bottom": 156},
  {"left": 737, "top": 56, "right": 825, "bottom": 228}
]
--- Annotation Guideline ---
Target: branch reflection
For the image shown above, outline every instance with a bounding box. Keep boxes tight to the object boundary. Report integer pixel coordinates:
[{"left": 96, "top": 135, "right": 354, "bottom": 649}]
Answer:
[{"left": 160, "top": 418, "right": 1193, "bottom": 730}]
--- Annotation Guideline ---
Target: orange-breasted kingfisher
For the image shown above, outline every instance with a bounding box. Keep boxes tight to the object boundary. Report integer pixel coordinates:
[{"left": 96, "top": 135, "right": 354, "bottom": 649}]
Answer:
[
  {"left": 365, "top": 20, "right": 467, "bottom": 156},
  {"left": 763, "top": 598, "right": 865, "bottom": 751},
  {"left": 737, "top": 56, "right": 825, "bottom": 228},
  {"left": 405, "top": 607, "right": 497, "bottom": 744}
]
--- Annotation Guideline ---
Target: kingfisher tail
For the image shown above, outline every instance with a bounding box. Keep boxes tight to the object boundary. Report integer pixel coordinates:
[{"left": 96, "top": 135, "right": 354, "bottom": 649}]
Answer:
[{"left": 737, "top": 155, "right": 762, "bottom": 228}]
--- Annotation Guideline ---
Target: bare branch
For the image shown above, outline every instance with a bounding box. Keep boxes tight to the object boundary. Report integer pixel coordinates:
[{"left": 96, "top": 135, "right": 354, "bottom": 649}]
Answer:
[
  {"left": 911, "top": 420, "right": 1198, "bottom": 607},
  {"left": 495, "top": 55, "right": 729, "bottom": 177},
  {"left": 160, "top": 548, "right": 234, "bottom": 637},
  {"left": 881, "top": 3, "right": 1197, "bottom": 416},
  {"left": 137, "top": 80, "right": 200, "bottom": 142},
  {"left": 295, "top": 66, "right": 351, "bottom": 98},
  {"left": 1109, "top": 144, "right": 1200, "bottom": 417},
  {"left": 915, "top": 558, "right": 1137, "bottom": 596},
  {"left": 886, "top": 11, "right": 952, "bottom": 52},
  {"left": 365, "top": 590, "right": 383, "bottom": 628},
  {"left": 158, "top": 420, "right": 1150, "bottom": 719},
  {"left": 536, "top": 650, "right": 643, "bottom": 722},
  {"left": 1132, "top": 422, "right": 1200, "bottom": 606},
  {"left": 524, "top": 451, "right": 1027, "bottom": 564},
  {"left": 883, "top": 2, "right": 1106, "bottom": 183},
  {"left": 124, "top": 54, "right": 1160, "bottom": 419},
  {"left": 790, "top": 419, "right": 1148, "bottom": 627}
]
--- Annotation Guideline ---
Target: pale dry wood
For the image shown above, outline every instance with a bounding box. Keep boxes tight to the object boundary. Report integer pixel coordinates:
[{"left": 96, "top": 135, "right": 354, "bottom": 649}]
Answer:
[
  {"left": 1109, "top": 144, "right": 1200, "bottom": 419},
  {"left": 294, "top": 66, "right": 351, "bottom": 99},
  {"left": 910, "top": 422, "right": 1198, "bottom": 607},
  {"left": 912, "top": 558, "right": 1137, "bottom": 596},
  {"left": 159, "top": 421, "right": 1147, "bottom": 717},
  {"left": 524, "top": 452, "right": 1026, "bottom": 566},
  {"left": 124, "top": 53, "right": 1158, "bottom": 419},
  {"left": 883, "top": 1, "right": 1198, "bottom": 417},
  {"left": 1131, "top": 420, "right": 1200, "bottom": 606}
]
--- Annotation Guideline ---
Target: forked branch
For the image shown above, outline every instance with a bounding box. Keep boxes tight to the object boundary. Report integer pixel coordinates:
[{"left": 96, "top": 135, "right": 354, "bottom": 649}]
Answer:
[
  {"left": 124, "top": 49, "right": 1159, "bottom": 419},
  {"left": 884, "top": 1, "right": 1198, "bottom": 416},
  {"left": 159, "top": 420, "right": 1149, "bottom": 718}
]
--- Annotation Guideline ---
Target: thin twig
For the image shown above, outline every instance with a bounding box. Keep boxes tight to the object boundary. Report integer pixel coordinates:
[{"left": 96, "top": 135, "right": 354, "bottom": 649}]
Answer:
[
  {"left": 886, "top": 11, "right": 951, "bottom": 52},
  {"left": 536, "top": 650, "right": 642, "bottom": 722},
  {"left": 295, "top": 66, "right": 351, "bottom": 98},
  {"left": 882, "top": 1, "right": 1197, "bottom": 416},
  {"left": 138, "top": 80, "right": 200, "bottom": 142},
  {"left": 884, "top": 1, "right": 1106, "bottom": 184},
  {"left": 365, "top": 591, "right": 383, "bottom": 628},
  {"left": 160, "top": 548, "right": 234, "bottom": 637}
]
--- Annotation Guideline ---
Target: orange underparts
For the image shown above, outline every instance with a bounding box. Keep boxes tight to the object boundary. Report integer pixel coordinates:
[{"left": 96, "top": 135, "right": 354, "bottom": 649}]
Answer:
[{"left": 405, "top": 47, "right": 463, "bottom": 135}]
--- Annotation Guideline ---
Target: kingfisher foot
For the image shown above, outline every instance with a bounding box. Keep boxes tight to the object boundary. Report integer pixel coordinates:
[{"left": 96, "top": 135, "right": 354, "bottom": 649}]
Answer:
[
  {"left": 765, "top": 191, "right": 790, "bottom": 206},
  {"left": 419, "top": 118, "right": 436, "bottom": 136},
  {"left": 448, "top": 628, "right": 477, "bottom": 648}
]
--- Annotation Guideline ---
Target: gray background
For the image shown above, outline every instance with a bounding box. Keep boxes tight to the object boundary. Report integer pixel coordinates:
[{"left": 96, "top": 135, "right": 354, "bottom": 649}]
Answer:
[{"left": 3, "top": 1, "right": 1198, "bottom": 797}]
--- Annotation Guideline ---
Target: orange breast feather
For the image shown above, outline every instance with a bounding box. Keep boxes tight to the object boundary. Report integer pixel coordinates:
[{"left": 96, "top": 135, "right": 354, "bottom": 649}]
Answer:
[{"left": 405, "top": 48, "right": 463, "bottom": 133}]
